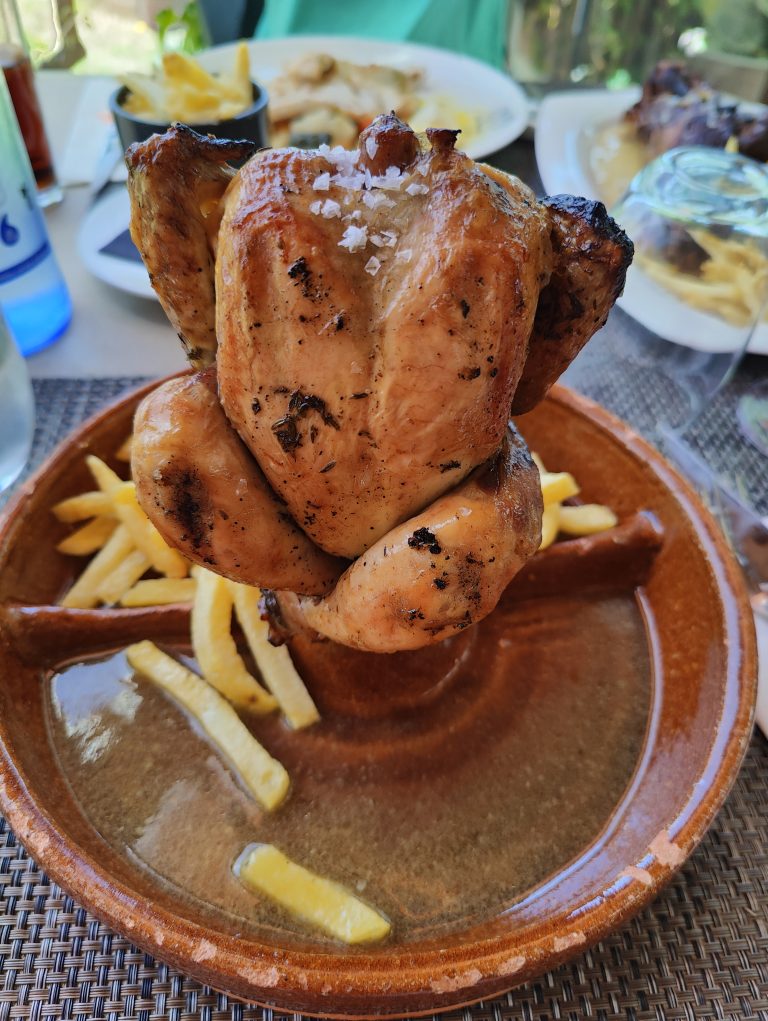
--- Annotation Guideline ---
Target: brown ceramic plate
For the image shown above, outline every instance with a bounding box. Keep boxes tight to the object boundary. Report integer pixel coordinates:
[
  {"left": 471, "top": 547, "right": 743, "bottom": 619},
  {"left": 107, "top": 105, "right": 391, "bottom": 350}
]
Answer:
[{"left": 0, "top": 381, "right": 756, "bottom": 1018}]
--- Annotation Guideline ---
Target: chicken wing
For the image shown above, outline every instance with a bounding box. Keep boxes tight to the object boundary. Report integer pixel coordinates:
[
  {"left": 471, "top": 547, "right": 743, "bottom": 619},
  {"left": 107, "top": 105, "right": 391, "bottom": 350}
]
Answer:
[{"left": 126, "top": 124, "right": 257, "bottom": 366}]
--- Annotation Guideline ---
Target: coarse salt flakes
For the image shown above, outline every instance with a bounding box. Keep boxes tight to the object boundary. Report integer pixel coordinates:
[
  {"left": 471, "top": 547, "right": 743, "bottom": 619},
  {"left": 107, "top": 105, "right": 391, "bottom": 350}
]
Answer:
[
  {"left": 321, "top": 199, "right": 341, "bottom": 218},
  {"left": 365, "top": 255, "right": 382, "bottom": 276},
  {"left": 365, "top": 135, "right": 379, "bottom": 160},
  {"left": 343, "top": 210, "right": 362, "bottom": 222},
  {"left": 362, "top": 190, "right": 395, "bottom": 210},
  {"left": 332, "top": 171, "right": 366, "bottom": 191},
  {"left": 312, "top": 172, "right": 331, "bottom": 192},
  {"left": 372, "top": 231, "right": 398, "bottom": 248},
  {"left": 309, "top": 200, "right": 322, "bottom": 215},
  {"left": 395, "top": 248, "right": 413, "bottom": 262},
  {"left": 406, "top": 182, "right": 429, "bottom": 196},
  {"left": 417, "top": 163, "right": 429, "bottom": 177},
  {"left": 338, "top": 225, "right": 368, "bottom": 253}
]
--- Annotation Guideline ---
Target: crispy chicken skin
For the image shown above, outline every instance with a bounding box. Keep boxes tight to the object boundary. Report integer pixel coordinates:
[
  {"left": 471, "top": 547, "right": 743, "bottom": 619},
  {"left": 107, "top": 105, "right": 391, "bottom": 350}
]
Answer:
[
  {"left": 132, "top": 369, "right": 345, "bottom": 595},
  {"left": 126, "top": 124, "right": 257, "bottom": 367},
  {"left": 511, "top": 197, "right": 633, "bottom": 414},
  {"left": 275, "top": 425, "right": 542, "bottom": 652},
  {"left": 216, "top": 115, "right": 551, "bottom": 558},
  {"left": 127, "top": 115, "right": 632, "bottom": 651}
]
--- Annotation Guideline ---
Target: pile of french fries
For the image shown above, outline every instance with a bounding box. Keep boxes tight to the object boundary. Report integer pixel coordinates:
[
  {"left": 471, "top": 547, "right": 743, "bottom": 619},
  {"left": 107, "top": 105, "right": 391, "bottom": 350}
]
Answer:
[
  {"left": 121, "top": 43, "right": 253, "bottom": 124},
  {"left": 51, "top": 436, "right": 617, "bottom": 943},
  {"left": 534, "top": 453, "right": 618, "bottom": 551}
]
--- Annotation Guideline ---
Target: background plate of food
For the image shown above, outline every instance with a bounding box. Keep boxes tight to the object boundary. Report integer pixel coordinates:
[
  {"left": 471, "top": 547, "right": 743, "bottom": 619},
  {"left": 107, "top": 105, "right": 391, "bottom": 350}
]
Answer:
[
  {"left": 535, "top": 80, "right": 768, "bottom": 355},
  {"left": 199, "top": 34, "right": 530, "bottom": 159}
]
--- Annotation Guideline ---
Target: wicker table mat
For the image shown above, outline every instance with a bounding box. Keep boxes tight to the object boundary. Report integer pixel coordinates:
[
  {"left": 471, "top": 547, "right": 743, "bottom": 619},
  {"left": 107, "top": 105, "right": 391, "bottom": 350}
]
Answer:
[{"left": 2, "top": 309, "right": 768, "bottom": 1020}]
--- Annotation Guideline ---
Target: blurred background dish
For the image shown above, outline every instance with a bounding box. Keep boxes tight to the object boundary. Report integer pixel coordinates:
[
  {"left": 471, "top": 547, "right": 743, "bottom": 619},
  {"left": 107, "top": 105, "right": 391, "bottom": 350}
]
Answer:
[{"left": 536, "top": 87, "right": 768, "bottom": 354}]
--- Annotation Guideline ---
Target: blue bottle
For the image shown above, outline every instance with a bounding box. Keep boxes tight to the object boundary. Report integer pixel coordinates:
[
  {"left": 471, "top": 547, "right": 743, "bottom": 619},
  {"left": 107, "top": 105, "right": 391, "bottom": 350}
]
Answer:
[{"left": 0, "top": 70, "right": 71, "bottom": 356}]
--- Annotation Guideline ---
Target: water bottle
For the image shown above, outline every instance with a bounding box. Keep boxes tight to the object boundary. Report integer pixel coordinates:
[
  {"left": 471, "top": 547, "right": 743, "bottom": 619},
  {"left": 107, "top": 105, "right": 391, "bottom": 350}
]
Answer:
[
  {"left": 0, "top": 68, "right": 71, "bottom": 356},
  {"left": 0, "top": 305, "right": 34, "bottom": 491}
]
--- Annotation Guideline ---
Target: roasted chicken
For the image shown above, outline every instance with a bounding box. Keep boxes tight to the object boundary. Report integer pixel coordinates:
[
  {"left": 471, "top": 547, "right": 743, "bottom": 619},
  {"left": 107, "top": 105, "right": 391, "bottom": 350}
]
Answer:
[{"left": 127, "top": 114, "right": 632, "bottom": 652}]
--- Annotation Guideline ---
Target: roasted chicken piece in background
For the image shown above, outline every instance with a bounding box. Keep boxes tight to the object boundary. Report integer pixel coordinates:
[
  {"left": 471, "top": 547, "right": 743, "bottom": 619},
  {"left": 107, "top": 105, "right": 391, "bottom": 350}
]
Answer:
[{"left": 127, "top": 114, "right": 632, "bottom": 652}]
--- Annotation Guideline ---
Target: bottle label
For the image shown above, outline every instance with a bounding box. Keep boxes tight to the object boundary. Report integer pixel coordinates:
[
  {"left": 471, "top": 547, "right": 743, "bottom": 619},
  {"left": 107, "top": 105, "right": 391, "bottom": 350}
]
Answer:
[{"left": 0, "top": 75, "right": 49, "bottom": 280}]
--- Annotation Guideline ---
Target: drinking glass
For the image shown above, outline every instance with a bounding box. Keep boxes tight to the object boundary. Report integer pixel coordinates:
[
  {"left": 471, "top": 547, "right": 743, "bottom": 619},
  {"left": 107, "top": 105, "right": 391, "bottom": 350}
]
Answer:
[
  {"left": 0, "top": 306, "right": 34, "bottom": 492},
  {"left": 611, "top": 146, "right": 768, "bottom": 448}
]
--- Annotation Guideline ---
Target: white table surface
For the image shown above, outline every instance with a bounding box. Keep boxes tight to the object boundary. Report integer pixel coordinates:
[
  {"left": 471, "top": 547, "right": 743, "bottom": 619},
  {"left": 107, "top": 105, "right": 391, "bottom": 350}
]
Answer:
[{"left": 27, "top": 71, "right": 185, "bottom": 380}]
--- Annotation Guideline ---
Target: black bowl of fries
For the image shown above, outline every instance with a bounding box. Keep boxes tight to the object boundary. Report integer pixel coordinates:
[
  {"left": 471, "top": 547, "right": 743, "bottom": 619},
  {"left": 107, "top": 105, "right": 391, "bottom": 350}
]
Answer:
[{"left": 109, "top": 45, "right": 269, "bottom": 155}]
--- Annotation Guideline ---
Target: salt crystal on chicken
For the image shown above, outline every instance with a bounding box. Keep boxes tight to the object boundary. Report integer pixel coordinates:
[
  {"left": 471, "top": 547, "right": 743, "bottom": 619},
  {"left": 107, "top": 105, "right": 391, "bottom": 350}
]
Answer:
[
  {"left": 309, "top": 200, "right": 322, "bottom": 215},
  {"left": 395, "top": 248, "right": 413, "bottom": 262},
  {"left": 332, "top": 171, "right": 366, "bottom": 191},
  {"left": 362, "top": 190, "right": 395, "bottom": 210},
  {"left": 365, "top": 135, "right": 379, "bottom": 160},
  {"left": 343, "top": 210, "right": 362, "bottom": 222},
  {"left": 321, "top": 199, "right": 342, "bottom": 218},
  {"left": 380, "top": 230, "right": 398, "bottom": 247},
  {"left": 338, "top": 225, "right": 369, "bottom": 253},
  {"left": 312, "top": 172, "right": 331, "bottom": 192},
  {"left": 417, "top": 163, "right": 429, "bottom": 177},
  {"left": 406, "top": 182, "right": 429, "bottom": 196},
  {"left": 364, "top": 255, "right": 382, "bottom": 276}
]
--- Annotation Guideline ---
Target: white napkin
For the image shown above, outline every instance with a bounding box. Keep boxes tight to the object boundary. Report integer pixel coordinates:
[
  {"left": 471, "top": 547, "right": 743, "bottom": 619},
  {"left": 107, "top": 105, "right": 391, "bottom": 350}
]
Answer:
[{"left": 57, "top": 77, "right": 127, "bottom": 187}]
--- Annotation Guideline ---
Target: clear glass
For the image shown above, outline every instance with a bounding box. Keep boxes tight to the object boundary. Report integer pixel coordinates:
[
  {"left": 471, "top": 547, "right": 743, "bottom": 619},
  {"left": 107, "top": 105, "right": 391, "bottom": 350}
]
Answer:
[
  {"left": 0, "top": 0, "right": 61, "bottom": 206},
  {"left": 612, "top": 146, "right": 768, "bottom": 430},
  {"left": 0, "top": 305, "right": 34, "bottom": 492},
  {"left": 0, "top": 69, "right": 71, "bottom": 356}
]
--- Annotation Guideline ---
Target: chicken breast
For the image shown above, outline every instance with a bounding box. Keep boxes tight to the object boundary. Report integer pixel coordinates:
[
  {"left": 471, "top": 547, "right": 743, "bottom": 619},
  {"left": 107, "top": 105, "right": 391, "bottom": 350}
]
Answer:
[{"left": 215, "top": 115, "right": 552, "bottom": 558}]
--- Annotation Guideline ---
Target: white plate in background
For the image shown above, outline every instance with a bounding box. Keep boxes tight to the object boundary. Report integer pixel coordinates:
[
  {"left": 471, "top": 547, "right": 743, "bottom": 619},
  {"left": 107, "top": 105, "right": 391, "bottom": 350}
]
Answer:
[{"left": 535, "top": 87, "right": 768, "bottom": 356}]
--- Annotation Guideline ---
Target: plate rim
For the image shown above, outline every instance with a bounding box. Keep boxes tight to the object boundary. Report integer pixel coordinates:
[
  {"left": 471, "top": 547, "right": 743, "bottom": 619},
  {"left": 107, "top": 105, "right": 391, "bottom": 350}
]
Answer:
[{"left": 0, "top": 380, "right": 756, "bottom": 1017}]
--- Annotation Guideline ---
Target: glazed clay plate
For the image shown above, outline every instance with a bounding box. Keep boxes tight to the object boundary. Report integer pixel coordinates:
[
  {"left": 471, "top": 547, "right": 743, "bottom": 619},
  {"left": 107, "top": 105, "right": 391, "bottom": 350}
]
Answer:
[{"left": 0, "top": 382, "right": 756, "bottom": 1018}]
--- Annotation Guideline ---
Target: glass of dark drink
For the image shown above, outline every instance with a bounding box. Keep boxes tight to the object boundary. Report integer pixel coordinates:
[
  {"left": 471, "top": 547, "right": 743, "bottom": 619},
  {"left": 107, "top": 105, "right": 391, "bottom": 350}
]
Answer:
[{"left": 0, "top": 0, "right": 61, "bottom": 207}]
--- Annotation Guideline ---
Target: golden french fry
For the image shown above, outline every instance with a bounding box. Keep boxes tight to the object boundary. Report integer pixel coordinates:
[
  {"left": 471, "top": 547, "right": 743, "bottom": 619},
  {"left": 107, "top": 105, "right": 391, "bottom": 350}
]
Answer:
[
  {"left": 52, "top": 490, "right": 114, "bottom": 523},
  {"left": 230, "top": 582, "right": 320, "bottom": 729},
  {"left": 120, "top": 72, "right": 167, "bottom": 118},
  {"left": 111, "top": 482, "right": 188, "bottom": 579},
  {"left": 540, "top": 471, "right": 579, "bottom": 508},
  {"left": 96, "top": 549, "right": 151, "bottom": 605},
  {"left": 86, "top": 456, "right": 187, "bottom": 579},
  {"left": 236, "top": 844, "right": 390, "bottom": 944},
  {"left": 120, "top": 577, "right": 197, "bottom": 607},
  {"left": 531, "top": 451, "right": 546, "bottom": 474},
  {"left": 126, "top": 642, "right": 289, "bottom": 811},
  {"left": 115, "top": 435, "right": 133, "bottom": 462},
  {"left": 59, "top": 525, "right": 135, "bottom": 608},
  {"left": 231, "top": 40, "right": 252, "bottom": 105},
  {"left": 192, "top": 569, "right": 277, "bottom": 714},
  {"left": 162, "top": 51, "right": 221, "bottom": 92},
  {"left": 539, "top": 504, "right": 560, "bottom": 551},
  {"left": 558, "top": 504, "right": 618, "bottom": 536},
  {"left": 56, "top": 516, "right": 117, "bottom": 555}
]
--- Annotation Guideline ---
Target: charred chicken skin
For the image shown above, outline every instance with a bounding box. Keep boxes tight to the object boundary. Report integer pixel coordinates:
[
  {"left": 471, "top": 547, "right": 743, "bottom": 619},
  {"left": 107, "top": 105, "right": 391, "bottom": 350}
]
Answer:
[{"left": 127, "top": 114, "right": 632, "bottom": 652}]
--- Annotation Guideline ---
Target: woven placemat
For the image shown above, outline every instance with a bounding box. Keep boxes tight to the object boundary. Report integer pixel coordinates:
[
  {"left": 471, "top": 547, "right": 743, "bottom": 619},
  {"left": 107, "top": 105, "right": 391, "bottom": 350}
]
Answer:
[{"left": 2, "top": 329, "right": 767, "bottom": 1020}]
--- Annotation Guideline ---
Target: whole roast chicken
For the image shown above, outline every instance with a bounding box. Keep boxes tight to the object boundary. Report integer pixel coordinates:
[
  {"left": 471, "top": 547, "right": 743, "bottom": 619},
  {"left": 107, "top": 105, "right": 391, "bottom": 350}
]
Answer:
[{"left": 127, "top": 114, "right": 632, "bottom": 652}]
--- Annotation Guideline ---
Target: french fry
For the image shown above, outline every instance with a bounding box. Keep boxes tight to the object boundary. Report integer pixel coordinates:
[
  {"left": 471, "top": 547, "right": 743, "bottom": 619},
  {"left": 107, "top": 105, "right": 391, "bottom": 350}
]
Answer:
[
  {"left": 52, "top": 490, "right": 114, "bottom": 523},
  {"left": 115, "top": 435, "right": 133, "bottom": 462},
  {"left": 59, "top": 525, "right": 135, "bottom": 608},
  {"left": 120, "top": 577, "right": 197, "bottom": 607},
  {"left": 230, "top": 582, "right": 320, "bottom": 730},
  {"left": 86, "top": 456, "right": 187, "bottom": 579},
  {"left": 96, "top": 549, "right": 151, "bottom": 605},
  {"left": 126, "top": 641, "right": 289, "bottom": 811},
  {"left": 56, "top": 516, "right": 117, "bottom": 556},
  {"left": 540, "top": 471, "right": 579, "bottom": 508},
  {"left": 558, "top": 504, "right": 618, "bottom": 536},
  {"left": 236, "top": 844, "right": 390, "bottom": 944},
  {"left": 192, "top": 569, "right": 277, "bottom": 714},
  {"left": 111, "top": 481, "right": 188, "bottom": 579},
  {"left": 531, "top": 451, "right": 546, "bottom": 474},
  {"left": 539, "top": 504, "right": 560, "bottom": 551}
]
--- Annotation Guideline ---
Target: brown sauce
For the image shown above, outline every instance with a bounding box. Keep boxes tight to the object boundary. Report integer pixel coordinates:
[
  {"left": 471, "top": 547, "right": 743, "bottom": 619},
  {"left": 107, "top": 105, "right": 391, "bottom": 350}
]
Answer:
[{"left": 45, "top": 592, "right": 651, "bottom": 946}]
